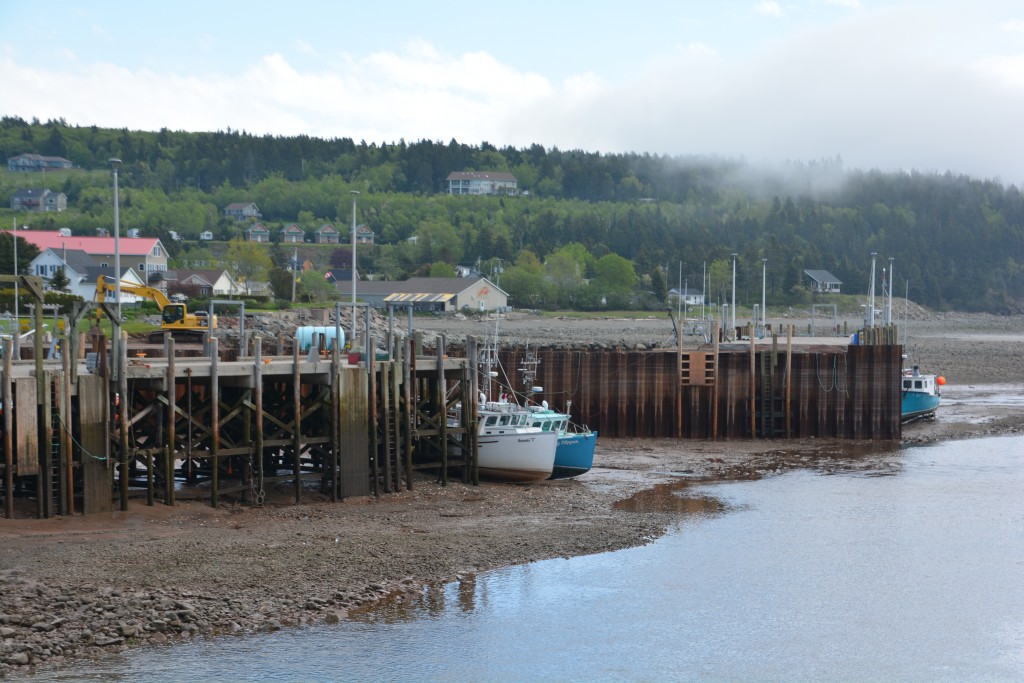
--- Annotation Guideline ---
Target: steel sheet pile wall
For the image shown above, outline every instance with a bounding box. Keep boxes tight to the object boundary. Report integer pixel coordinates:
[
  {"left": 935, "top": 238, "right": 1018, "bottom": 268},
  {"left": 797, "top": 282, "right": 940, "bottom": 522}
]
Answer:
[{"left": 498, "top": 344, "right": 901, "bottom": 440}]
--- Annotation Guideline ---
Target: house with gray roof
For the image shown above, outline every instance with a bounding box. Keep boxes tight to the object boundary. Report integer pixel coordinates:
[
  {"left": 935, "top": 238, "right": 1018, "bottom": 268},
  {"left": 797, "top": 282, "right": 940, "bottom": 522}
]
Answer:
[
  {"left": 339, "top": 276, "right": 507, "bottom": 312},
  {"left": 804, "top": 269, "right": 842, "bottom": 294}
]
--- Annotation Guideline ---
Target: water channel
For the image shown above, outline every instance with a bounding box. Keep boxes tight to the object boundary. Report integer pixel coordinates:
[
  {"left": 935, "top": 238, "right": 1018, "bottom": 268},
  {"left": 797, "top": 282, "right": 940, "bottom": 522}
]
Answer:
[{"left": 33, "top": 434, "right": 1024, "bottom": 682}]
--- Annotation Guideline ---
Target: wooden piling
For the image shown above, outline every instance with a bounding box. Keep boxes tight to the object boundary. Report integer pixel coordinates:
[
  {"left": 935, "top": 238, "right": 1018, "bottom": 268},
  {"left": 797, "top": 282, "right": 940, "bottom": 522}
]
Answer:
[{"left": 211, "top": 338, "right": 220, "bottom": 509}]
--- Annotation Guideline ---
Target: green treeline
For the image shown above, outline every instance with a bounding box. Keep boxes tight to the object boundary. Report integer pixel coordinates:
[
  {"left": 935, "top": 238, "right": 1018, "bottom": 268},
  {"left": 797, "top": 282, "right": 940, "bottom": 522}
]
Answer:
[{"left": 2, "top": 116, "right": 1023, "bottom": 313}]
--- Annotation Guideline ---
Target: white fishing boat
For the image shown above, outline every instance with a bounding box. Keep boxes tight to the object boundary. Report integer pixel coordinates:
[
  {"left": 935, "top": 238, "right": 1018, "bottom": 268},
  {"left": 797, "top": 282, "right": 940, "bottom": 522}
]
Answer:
[
  {"left": 473, "top": 397, "right": 558, "bottom": 483},
  {"left": 450, "top": 325, "right": 556, "bottom": 483}
]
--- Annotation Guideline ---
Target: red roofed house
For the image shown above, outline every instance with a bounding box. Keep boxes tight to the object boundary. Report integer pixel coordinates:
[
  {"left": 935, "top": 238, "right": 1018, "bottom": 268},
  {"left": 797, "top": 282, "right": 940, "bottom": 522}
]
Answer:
[{"left": 12, "top": 230, "right": 169, "bottom": 285}]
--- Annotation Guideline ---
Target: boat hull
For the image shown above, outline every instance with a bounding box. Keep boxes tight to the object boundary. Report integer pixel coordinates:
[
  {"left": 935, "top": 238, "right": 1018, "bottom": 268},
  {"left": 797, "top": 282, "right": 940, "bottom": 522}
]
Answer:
[
  {"left": 478, "top": 430, "right": 558, "bottom": 483},
  {"left": 901, "top": 391, "right": 941, "bottom": 422},
  {"left": 550, "top": 431, "right": 598, "bottom": 480}
]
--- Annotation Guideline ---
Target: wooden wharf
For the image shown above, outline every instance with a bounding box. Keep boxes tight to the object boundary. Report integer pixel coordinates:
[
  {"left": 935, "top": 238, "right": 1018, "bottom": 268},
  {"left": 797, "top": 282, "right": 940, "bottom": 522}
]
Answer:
[{"left": 1, "top": 313, "right": 904, "bottom": 519}]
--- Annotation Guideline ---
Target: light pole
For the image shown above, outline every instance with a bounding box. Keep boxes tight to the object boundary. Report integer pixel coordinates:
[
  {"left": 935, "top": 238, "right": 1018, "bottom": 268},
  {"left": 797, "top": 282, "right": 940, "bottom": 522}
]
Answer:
[
  {"left": 761, "top": 258, "right": 767, "bottom": 333},
  {"left": 110, "top": 158, "right": 122, "bottom": 319},
  {"left": 12, "top": 218, "right": 18, "bottom": 358},
  {"left": 867, "top": 252, "right": 877, "bottom": 329},
  {"left": 350, "top": 190, "right": 359, "bottom": 349},
  {"left": 730, "top": 253, "right": 737, "bottom": 336}
]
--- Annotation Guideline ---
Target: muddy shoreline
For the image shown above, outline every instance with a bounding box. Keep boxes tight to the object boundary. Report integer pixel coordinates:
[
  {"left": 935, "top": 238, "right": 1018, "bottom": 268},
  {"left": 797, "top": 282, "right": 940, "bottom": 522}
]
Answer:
[{"left": 1, "top": 314, "right": 1022, "bottom": 677}]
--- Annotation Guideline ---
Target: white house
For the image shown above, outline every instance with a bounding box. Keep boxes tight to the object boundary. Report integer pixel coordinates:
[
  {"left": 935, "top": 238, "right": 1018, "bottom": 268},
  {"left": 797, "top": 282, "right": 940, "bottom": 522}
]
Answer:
[
  {"left": 446, "top": 171, "right": 518, "bottom": 196},
  {"left": 164, "top": 269, "right": 243, "bottom": 298},
  {"left": 30, "top": 247, "right": 144, "bottom": 304}
]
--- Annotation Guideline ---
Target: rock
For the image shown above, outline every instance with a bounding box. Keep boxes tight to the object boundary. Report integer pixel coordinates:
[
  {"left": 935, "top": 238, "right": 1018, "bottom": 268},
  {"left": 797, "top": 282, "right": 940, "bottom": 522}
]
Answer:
[{"left": 6, "top": 652, "right": 30, "bottom": 665}]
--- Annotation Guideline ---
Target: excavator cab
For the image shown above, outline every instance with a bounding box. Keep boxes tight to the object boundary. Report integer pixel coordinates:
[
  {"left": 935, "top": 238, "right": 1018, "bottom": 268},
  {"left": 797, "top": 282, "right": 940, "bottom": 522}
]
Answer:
[{"left": 162, "top": 304, "right": 186, "bottom": 325}]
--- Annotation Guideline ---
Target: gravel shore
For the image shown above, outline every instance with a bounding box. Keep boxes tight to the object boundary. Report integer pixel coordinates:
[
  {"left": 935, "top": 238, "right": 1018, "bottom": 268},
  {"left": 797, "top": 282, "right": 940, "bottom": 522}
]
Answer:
[{"left": 1, "top": 312, "right": 1022, "bottom": 677}]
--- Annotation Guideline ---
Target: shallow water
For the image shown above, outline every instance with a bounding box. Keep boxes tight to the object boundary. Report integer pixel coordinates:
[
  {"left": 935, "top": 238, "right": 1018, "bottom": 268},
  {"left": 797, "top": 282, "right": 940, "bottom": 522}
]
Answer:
[{"left": 32, "top": 435, "right": 1024, "bottom": 682}]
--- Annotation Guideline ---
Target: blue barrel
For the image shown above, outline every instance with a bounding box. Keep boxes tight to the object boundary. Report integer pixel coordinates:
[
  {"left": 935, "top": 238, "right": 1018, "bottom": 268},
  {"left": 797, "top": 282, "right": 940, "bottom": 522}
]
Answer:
[{"left": 296, "top": 326, "right": 345, "bottom": 351}]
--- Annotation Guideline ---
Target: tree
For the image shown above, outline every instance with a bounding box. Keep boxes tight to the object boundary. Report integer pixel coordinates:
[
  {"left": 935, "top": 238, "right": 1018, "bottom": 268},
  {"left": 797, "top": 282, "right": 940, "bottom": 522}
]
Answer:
[
  {"left": 428, "top": 261, "right": 456, "bottom": 277},
  {"left": 592, "top": 253, "right": 636, "bottom": 294},
  {"left": 224, "top": 239, "right": 273, "bottom": 295},
  {"left": 48, "top": 266, "right": 71, "bottom": 293}
]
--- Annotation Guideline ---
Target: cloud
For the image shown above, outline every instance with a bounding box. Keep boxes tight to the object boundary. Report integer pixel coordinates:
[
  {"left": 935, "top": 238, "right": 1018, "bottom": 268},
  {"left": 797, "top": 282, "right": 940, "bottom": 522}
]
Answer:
[
  {"left": 0, "top": 2, "right": 1022, "bottom": 186},
  {"left": 753, "top": 1, "right": 783, "bottom": 18}
]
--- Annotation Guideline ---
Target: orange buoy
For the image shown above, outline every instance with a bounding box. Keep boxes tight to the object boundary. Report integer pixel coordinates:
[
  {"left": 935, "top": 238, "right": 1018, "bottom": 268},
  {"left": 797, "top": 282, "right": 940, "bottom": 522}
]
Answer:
[{"left": 936, "top": 376, "right": 946, "bottom": 386}]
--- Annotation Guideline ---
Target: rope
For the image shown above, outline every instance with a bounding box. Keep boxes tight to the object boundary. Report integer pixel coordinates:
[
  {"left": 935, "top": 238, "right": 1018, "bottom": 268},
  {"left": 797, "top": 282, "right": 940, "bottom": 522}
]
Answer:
[{"left": 54, "top": 411, "right": 106, "bottom": 462}]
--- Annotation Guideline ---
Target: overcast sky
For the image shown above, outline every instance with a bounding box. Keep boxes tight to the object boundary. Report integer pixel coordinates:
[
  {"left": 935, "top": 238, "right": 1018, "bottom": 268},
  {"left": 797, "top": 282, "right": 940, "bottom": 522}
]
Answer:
[{"left": 2, "top": 1, "right": 1023, "bottom": 185}]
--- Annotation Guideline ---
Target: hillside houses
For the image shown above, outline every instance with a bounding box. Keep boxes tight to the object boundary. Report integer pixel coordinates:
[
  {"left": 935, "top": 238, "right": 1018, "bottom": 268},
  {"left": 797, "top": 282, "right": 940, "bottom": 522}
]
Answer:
[{"left": 11, "top": 188, "right": 67, "bottom": 212}]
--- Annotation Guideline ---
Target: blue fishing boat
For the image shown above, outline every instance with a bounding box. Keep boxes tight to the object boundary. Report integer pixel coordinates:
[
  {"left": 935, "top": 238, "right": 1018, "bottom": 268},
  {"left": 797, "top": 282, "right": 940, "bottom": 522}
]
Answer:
[
  {"left": 901, "top": 365, "right": 944, "bottom": 423},
  {"left": 517, "top": 349, "right": 596, "bottom": 479},
  {"left": 526, "top": 403, "right": 598, "bottom": 480}
]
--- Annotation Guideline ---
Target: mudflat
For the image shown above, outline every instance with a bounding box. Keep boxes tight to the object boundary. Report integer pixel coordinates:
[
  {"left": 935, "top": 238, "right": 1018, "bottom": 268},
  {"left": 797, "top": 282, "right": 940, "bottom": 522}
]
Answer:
[{"left": 1, "top": 313, "right": 1021, "bottom": 676}]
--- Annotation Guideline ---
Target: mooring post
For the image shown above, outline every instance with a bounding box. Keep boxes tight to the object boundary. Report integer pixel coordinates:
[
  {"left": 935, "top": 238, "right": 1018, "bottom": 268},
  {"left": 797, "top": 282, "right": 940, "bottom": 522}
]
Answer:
[
  {"left": 330, "top": 333, "right": 340, "bottom": 501},
  {"left": 749, "top": 332, "right": 756, "bottom": 439},
  {"left": 368, "top": 335, "right": 380, "bottom": 495},
  {"left": 401, "top": 337, "right": 413, "bottom": 491},
  {"left": 254, "top": 336, "right": 264, "bottom": 504},
  {"left": 165, "top": 337, "right": 176, "bottom": 506},
  {"left": 60, "top": 331, "right": 73, "bottom": 515},
  {"left": 437, "top": 335, "right": 447, "bottom": 485},
  {"left": 119, "top": 330, "right": 129, "bottom": 511},
  {"left": 2, "top": 338, "right": 12, "bottom": 518},
  {"left": 786, "top": 324, "right": 793, "bottom": 438},
  {"left": 210, "top": 338, "right": 220, "bottom": 509},
  {"left": 292, "top": 338, "right": 301, "bottom": 505},
  {"left": 467, "top": 336, "right": 479, "bottom": 485},
  {"left": 712, "top": 320, "right": 720, "bottom": 440}
]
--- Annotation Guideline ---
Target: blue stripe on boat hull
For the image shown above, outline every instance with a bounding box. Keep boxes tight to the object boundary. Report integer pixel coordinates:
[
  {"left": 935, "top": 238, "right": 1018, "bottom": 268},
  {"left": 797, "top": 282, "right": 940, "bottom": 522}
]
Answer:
[
  {"left": 549, "top": 431, "right": 598, "bottom": 480},
  {"left": 902, "top": 392, "right": 941, "bottom": 422}
]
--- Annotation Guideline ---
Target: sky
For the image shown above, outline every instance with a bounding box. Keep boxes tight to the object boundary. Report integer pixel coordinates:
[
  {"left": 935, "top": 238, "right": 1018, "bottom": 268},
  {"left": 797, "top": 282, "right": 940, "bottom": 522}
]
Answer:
[{"left": 2, "top": 0, "right": 1023, "bottom": 185}]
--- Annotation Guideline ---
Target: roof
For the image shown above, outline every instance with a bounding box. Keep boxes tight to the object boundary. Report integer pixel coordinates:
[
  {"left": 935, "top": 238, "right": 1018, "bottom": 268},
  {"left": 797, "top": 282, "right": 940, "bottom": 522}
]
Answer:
[
  {"left": 316, "top": 224, "right": 338, "bottom": 233},
  {"left": 165, "top": 269, "right": 230, "bottom": 285},
  {"left": 42, "top": 247, "right": 94, "bottom": 275},
  {"left": 12, "top": 188, "right": 51, "bottom": 198},
  {"left": 12, "top": 230, "right": 163, "bottom": 256},
  {"left": 244, "top": 224, "right": 270, "bottom": 232},
  {"left": 446, "top": 171, "right": 517, "bottom": 182},
  {"left": 281, "top": 224, "right": 305, "bottom": 233},
  {"left": 9, "top": 153, "right": 72, "bottom": 164},
  {"left": 346, "top": 276, "right": 507, "bottom": 298},
  {"left": 225, "top": 202, "right": 257, "bottom": 210},
  {"left": 803, "top": 269, "right": 842, "bottom": 284}
]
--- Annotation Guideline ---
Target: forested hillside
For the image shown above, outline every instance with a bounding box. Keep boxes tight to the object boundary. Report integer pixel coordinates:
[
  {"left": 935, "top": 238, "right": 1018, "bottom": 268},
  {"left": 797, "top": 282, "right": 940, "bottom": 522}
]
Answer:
[{"left": 2, "top": 116, "right": 1022, "bottom": 313}]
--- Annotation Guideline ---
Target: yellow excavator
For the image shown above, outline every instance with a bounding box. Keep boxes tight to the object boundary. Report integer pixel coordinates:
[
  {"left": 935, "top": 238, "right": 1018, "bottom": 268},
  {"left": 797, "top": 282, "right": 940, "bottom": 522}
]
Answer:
[{"left": 95, "top": 276, "right": 216, "bottom": 342}]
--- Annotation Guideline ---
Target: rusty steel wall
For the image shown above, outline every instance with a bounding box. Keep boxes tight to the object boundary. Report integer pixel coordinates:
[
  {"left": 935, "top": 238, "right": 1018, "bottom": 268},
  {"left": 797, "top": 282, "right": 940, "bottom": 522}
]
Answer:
[{"left": 498, "top": 344, "right": 902, "bottom": 440}]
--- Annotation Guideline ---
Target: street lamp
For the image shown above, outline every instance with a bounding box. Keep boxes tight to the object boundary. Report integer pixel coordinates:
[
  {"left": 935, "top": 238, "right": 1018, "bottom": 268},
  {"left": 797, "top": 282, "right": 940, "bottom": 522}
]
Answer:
[
  {"left": 350, "top": 190, "right": 359, "bottom": 348},
  {"left": 109, "top": 158, "right": 122, "bottom": 319},
  {"left": 12, "top": 218, "right": 18, "bottom": 358},
  {"left": 761, "top": 258, "right": 767, "bottom": 333},
  {"left": 730, "top": 253, "right": 737, "bottom": 336}
]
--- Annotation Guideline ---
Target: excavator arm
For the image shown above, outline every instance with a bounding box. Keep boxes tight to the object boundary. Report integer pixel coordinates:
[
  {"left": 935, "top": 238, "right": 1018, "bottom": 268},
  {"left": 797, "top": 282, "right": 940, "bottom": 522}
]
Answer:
[{"left": 95, "top": 276, "right": 172, "bottom": 309}]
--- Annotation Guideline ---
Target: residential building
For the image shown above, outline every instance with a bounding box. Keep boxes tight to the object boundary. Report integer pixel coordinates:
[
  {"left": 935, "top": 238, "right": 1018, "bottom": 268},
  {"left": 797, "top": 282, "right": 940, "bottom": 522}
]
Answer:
[
  {"left": 15, "top": 230, "right": 169, "bottom": 284},
  {"left": 164, "top": 269, "right": 243, "bottom": 298},
  {"left": 11, "top": 188, "right": 67, "bottom": 212},
  {"left": 314, "top": 223, "right": 340, "bottom": 244},
  {"left": 340, "top": 276, "right": 508, "bottom": 312},
  {"left": 446, "top": 171, "right": 518, "bottom": 196},
  {"left": 353, "top": 224, "right": 375, "bottom": 245},
  {"left": 668, "top": 286, "right": 704, "bottom": 308},
  {"left": 244, "top": 223, "right": 271, "bottom": 242},
  {"left": 199, "top": 231, "right": 214, "bottom": 241},
  {"left": 7, "top": 153, "right": 73, "bottom": 172},
  {"left": 30, "top": 247, "right": 144, "bottom": 303},
  {"left": 804, "top": 270, "right": 843, "bottom": 294},
  {"left": 223, "top": 202, "right": 261, "bottom": 221},
  {"left": 280, "top": 224, "right": 305, "bottom": 243}
]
